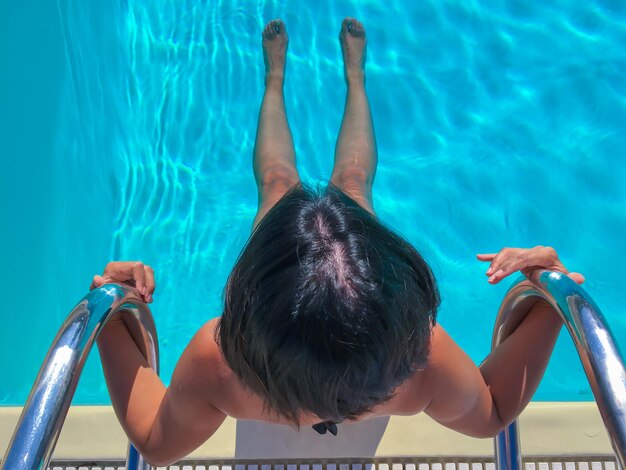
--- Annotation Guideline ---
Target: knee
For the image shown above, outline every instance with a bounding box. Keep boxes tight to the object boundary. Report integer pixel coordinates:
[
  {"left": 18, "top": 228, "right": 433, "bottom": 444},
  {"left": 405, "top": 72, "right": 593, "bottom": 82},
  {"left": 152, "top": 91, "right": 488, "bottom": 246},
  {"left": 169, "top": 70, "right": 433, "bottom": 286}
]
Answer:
[
  {"left": 259, "top": 165, "right": 299, "bottom": 195},
  {"left": 331, "top": 165, "right": 372, "bottom": 193}
]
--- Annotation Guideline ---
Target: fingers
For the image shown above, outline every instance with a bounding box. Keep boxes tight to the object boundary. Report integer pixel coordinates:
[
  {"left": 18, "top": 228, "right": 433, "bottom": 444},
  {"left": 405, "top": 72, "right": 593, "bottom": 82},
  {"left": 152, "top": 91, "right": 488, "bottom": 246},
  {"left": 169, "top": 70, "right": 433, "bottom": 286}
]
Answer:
[
  {"left": 92, "top": 261, "right": 156, "bottom": 303},
  {"left": 90, "top": 275, "right": 105, "bottom": 290},
  {"left": 568, "top": 272, "right": 585, "bottom": 284},
  {"left": 489, "top": 249, "right": 540, "bottom": 283},
  {"left": 487, "top": 257, "right": 528, "bottom": 284},
  {"left": 477, "top": 250, "right": 512, "bottom": 284},
  {"left": 478, "top": 246, "right": 584, "bottom": 286},
  {"left": 484, "top": 247, "right": 543, "bottom": 281},
  {"left": 144, "top": 265, "right": 155, "bottom": 303},
  {"left": 131, "top": 262, "right": 147, "bottom": 298},
  {"left": 484, "top": 248, "right": 512, "bottom": 276}
]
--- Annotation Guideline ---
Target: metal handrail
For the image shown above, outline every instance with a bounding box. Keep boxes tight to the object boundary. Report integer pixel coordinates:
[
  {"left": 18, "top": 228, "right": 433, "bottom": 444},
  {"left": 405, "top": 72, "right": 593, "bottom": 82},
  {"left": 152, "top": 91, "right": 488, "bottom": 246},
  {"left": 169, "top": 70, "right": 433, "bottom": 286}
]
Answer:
[
  {"left": 492, "top": 270, "right": 626, "bottom": 470},
  {"left": 0, "top": 284, "right": 159, "bottom": 470}
]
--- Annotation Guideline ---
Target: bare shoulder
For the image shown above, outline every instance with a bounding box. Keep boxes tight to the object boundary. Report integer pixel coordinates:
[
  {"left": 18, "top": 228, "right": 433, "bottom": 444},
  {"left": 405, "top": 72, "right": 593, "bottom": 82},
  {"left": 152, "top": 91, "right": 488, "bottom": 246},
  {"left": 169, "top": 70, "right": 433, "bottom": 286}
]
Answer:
[
  {"left": 425, "top": 324, "right": 474, "bottom": 371},
  {"left": 421, "top": 324, "right": 482, "bottom": 398},
  {"left": 420, "top": 324, "right": 493, "bottom": 426},
  {"left": 175, "top": 318, "right": 268, "bottom": 418},
  {"left": 174, "top": 318, "right": 234, "bottom": 400},
  {"left": 384, "top": 325, "right": 481, "bottom": 417},
  {"left": 375, "top": 325, "right": 457, "bottom": 416}
]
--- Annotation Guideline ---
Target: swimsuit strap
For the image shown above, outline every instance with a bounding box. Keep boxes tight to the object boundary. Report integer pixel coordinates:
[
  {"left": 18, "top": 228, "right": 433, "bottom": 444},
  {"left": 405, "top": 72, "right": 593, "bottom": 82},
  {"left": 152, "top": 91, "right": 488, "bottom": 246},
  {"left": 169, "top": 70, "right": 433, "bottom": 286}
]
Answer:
[{"left": 312, "top": 420, "right": 339, "bottom": 436}]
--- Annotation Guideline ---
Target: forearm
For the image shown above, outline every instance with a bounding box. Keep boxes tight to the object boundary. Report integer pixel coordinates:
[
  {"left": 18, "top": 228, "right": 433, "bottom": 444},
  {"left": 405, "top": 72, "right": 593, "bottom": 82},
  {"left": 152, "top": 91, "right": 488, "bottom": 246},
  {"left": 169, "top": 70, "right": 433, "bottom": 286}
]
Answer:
[
  {"left": 479, "top": 300, "right": 563, "bottom": 427},
  {"left": 91, "top": 264, "right": 226, "bottom": 465},
  {"left": 96, "top": 319, "right": 166, "bottom": 450}
]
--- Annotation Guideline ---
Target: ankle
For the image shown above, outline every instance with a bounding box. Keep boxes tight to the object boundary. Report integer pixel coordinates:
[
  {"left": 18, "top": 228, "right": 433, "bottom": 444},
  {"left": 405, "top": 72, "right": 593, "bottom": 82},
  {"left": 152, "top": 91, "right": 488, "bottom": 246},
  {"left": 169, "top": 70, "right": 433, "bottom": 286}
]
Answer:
[
  {"left": 346, "top": 71, "right": 365, "bottom": 88},
  {"left": 265, "top": 73, "right": 285, "bottom": 89}
]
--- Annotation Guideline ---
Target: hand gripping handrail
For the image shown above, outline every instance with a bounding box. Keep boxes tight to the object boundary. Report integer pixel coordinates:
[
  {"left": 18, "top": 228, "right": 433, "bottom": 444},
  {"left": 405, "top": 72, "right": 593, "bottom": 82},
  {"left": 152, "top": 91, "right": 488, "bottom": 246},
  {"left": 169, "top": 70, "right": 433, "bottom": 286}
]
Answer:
[
  {"left": 492, "top": 270, "right": 626, "bottom": 470},
  {"left": 1, "top": 284, "right": 158, "bottom": 470}
]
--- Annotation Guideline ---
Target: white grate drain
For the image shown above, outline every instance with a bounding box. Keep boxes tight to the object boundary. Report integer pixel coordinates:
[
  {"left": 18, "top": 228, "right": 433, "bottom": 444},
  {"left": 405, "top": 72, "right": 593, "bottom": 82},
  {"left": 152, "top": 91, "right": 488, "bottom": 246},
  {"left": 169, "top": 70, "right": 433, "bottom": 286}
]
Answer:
[{"left": 44, "top": 457, "right": 620, "bottom": 470}]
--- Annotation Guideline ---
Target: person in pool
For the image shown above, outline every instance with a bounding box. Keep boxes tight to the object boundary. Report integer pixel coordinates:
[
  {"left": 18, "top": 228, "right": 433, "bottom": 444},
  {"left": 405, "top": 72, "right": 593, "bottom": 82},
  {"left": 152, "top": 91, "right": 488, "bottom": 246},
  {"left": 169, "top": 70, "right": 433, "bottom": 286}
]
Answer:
[{"left": 93, "top": 18, "right": 585, "bottom": 466}]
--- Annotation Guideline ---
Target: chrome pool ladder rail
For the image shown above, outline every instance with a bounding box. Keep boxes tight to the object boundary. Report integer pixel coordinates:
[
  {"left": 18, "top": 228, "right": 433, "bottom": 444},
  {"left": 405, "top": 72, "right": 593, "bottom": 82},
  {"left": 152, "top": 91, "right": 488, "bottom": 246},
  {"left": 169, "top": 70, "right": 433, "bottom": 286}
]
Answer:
[
  {"left": 0, "top": 284, "right": 158, "bottom": 470},
  {"left": 2, "top": 273, "right": 624, "bottom": 470},
  {"left": 492, "top": 270, "right": 626, "bottom": 470}
]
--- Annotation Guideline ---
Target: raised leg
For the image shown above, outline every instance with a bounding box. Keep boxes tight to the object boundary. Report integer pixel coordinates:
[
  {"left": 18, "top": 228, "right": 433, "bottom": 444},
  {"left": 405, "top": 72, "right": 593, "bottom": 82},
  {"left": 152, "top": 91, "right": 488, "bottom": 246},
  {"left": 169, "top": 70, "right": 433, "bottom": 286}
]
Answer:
[
  {"left": 252, "top": 19, "right": 300, "bottom": 228},
  {"left": 330, "top": 18, "right": 377, "bottom": 213}
]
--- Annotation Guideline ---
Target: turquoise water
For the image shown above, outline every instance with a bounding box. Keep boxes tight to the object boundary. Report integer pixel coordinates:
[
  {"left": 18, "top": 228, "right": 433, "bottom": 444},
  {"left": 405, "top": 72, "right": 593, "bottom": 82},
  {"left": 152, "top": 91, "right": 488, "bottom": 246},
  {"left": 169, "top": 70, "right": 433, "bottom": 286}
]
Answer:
[{"left": 1, "top": 0, "right": 625, "bottom": 405}]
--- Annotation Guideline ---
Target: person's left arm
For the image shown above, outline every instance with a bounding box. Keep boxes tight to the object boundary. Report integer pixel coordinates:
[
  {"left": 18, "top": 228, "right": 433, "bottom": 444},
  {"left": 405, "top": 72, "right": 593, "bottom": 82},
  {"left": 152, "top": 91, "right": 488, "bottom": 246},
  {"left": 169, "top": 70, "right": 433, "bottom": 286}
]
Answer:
[{"left": 423, "top": 246, "right": 584, "bottom": 438}]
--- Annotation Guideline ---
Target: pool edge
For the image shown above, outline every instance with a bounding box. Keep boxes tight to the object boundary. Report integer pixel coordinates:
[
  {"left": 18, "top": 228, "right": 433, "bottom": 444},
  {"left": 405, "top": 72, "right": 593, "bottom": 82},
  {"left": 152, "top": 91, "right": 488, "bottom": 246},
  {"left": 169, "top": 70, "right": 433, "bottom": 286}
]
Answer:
[{"left": 0, "top": 402, "right": 613, "bottom": 460}]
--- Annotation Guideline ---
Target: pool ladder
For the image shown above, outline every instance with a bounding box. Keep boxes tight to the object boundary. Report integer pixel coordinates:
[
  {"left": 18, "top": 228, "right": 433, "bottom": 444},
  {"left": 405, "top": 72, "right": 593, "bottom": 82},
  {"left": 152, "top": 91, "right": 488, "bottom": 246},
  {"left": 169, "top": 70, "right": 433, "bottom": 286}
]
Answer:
[
  {"left": 1, "top": 272, "right": 625, "bottom": 470},
  {"left": 0, "top": 285, "right": 157, "bottom": 470}
]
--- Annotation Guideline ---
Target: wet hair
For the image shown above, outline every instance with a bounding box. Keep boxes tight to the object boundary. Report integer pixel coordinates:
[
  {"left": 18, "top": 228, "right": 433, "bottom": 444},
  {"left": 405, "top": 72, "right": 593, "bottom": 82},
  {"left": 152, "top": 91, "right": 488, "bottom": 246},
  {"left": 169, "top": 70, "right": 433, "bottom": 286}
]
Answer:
[{"left": 218, "top": 183, "right": 439, "bottom": 426}]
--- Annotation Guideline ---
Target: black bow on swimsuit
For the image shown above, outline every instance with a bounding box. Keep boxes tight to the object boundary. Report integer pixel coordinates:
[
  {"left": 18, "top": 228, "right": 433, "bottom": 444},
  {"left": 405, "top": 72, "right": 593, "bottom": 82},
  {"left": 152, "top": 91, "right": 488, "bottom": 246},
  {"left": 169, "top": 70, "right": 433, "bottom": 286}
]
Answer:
[{"left": 312, "top": 420, "right": 339, "bottom": 436}]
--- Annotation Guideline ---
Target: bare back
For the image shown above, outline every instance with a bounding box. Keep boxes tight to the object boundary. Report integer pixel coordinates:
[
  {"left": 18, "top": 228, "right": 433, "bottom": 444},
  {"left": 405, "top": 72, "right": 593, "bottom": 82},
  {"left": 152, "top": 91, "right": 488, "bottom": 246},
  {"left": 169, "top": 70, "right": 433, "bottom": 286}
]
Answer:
[{"left": 173, "top": 318, "right": 469, "bottom": 427}]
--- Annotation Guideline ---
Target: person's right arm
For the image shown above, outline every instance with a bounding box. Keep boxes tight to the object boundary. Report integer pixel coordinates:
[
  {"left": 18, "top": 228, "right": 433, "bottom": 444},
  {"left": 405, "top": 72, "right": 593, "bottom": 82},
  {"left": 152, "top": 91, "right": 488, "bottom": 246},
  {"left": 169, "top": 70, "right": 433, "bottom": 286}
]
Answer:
[{"left": 94, "top": 262, "right": 226, "bottom": 466}]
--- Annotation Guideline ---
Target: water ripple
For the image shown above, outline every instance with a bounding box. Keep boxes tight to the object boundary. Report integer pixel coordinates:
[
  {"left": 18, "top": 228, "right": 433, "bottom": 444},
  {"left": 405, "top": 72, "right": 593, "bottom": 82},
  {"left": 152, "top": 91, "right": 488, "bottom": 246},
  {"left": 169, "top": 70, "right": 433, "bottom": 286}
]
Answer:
[{"left": 21, "top": 0, "right": 625, "bottom": 404}]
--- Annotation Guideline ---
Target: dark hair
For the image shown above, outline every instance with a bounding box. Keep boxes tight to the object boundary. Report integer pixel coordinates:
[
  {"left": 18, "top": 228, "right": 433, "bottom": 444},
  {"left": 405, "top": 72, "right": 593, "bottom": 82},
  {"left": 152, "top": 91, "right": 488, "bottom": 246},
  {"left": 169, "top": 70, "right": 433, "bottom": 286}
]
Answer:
[{"left": 218, "top": 184, "right": 439, "bottom": 426}]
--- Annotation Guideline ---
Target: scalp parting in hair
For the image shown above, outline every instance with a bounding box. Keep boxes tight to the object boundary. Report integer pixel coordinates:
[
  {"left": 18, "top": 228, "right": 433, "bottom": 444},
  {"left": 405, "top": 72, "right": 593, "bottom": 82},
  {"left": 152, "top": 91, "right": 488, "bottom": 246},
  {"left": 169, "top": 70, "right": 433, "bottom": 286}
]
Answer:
[{"left": 218, "top": 183, "right": 440, "bottom": 426}]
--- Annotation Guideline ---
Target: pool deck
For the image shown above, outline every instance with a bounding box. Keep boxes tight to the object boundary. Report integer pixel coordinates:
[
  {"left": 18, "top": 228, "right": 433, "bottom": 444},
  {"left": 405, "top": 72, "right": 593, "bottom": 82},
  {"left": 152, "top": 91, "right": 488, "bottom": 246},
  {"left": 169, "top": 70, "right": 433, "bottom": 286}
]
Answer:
[{"left": 0, "top": 402, "right": 614, "bottom": 461}]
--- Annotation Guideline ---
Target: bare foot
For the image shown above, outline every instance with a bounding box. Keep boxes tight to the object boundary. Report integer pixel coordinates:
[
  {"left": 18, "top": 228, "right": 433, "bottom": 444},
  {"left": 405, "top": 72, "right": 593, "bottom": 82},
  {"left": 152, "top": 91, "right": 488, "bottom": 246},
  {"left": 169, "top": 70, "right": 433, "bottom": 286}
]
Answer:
[
  {"left": 339, "top": 18, "right": 366, "bottom": 84},
  {"left": 262, "top": 19, "right": 288, "bottom": 85}
]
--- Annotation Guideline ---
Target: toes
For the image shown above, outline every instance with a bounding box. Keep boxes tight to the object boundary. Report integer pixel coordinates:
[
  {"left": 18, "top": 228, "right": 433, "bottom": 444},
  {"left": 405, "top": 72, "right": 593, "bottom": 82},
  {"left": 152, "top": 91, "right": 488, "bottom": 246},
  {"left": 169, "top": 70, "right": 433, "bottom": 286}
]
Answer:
[
  {"left": 262, "top": 22, "right": 274, "bottom": 39},
  {"left": 269, "top": 20, "right": 279, "bottom": 35},
  {"left": 272, "top": 19, "right": 284, "bottom": 35},
  {"left": 341, "top": 17, "right": 365, "bottom": 36},
  {"left": 263, "top": 19, "right": 284, "bottom": 39},
  {"left": 352, "top": 20, "right": 365, "bottom": 36}
]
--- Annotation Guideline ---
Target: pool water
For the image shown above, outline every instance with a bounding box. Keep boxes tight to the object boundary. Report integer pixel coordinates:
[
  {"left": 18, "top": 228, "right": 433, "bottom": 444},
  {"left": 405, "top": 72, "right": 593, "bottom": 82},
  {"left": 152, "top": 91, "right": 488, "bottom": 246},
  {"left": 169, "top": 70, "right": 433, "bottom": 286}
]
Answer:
[{"left": 1, "top": 0, "right": 625, "bottom": 405}]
